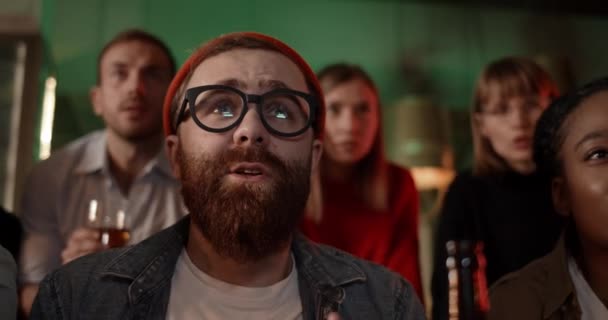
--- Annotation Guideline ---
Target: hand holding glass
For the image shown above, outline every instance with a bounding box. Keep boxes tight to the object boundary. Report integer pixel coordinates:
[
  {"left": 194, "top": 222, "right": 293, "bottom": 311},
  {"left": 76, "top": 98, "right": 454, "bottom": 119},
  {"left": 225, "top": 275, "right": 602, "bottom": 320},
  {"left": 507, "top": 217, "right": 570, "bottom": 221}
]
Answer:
[{"left": 87, "top": 200, "right": 131, "bottom": 248}]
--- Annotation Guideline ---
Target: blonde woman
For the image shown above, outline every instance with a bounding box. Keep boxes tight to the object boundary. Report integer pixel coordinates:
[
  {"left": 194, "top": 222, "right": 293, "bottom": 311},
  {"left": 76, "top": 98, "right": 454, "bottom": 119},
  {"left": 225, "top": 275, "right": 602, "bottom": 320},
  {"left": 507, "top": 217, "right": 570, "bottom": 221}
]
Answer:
[{"left": 431, "top": 57, "right": 563, "bottom": 319}]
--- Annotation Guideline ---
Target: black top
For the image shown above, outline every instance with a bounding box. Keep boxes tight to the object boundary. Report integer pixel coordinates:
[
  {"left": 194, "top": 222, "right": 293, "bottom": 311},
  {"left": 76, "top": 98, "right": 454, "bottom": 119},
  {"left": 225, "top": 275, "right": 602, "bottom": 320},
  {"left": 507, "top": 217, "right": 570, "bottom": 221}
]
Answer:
[
  {"left": 431, "top": 170, "right": 563, "bottom": 320},
  {"left": 0, "top": 207, "right": 22, "bottom": 260}
]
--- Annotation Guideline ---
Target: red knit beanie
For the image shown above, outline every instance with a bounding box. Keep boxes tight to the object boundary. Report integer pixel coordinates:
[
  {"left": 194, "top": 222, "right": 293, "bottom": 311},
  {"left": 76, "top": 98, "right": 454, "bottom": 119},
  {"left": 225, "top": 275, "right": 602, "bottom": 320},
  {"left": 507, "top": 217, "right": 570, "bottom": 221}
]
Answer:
[{"left": 162, "top": 32, "right": 325, "bottom": 139}]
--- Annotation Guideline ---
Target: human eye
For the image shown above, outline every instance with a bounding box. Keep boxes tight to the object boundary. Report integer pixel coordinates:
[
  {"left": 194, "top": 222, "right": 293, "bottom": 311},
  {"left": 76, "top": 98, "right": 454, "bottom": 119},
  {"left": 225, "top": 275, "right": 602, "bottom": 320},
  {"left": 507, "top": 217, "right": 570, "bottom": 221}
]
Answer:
[
  {"left": 266, "top": 92, "right": 309, "bottom": 118},
  {"left": 110, "top": 68, "right": 128, "bottom": 81},
  {"left": 524, "top": 99, "right": 542, "bottom": 111},
  {"left": 354, "top": 103, "right": 371, "bottom": 116},
  {"left": 485, "top": 102, "right": 507, "bottom": 115},
  {"left": 143, "top": 67, "right": 168, "bottom": 83},
  {"left": 328, "top": 103, "right": 341, "bottom": 115},
  {"left": 211, "top": 100, "right": 237, "bottom": 118},
  {"left": 264, "top": 102, "right": 291, "bottom": 120},
  {"left": 585, "top": 148, "right": 608, "bottom": 161},
  {"left": 195, "top": 90, "right": 240, "bottom": 119}
]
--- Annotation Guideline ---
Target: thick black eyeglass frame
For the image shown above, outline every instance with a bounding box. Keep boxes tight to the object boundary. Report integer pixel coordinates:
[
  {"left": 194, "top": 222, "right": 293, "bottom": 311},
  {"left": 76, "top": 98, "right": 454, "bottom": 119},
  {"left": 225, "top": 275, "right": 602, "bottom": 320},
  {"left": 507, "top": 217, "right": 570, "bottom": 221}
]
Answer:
[{"left": 175, "top": 85, "right": 318, "bottom": 137}]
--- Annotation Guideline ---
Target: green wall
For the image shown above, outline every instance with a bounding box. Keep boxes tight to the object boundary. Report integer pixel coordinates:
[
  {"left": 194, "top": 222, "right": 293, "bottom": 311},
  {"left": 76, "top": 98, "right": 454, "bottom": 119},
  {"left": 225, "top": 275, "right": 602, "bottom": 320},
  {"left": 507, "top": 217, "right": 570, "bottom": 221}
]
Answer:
[{"left": 43, "top": 0, "right": 608, "bottom": 168}]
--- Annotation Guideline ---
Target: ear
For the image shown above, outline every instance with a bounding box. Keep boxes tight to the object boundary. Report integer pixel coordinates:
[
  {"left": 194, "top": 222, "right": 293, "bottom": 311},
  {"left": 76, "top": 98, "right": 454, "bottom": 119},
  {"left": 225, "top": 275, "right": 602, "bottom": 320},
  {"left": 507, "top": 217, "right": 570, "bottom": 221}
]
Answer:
[
  {"left": 551, "top": 176, "right": 571, "bottom": 217},
  {"left": 166, "top": 134, "right": 182, "bottom": 179},
  {"left": 310, "top": 138, "right": 323, "bottom": 175},
  {"left": 90, "top": 86, "right": 103, "bottom": 116}
]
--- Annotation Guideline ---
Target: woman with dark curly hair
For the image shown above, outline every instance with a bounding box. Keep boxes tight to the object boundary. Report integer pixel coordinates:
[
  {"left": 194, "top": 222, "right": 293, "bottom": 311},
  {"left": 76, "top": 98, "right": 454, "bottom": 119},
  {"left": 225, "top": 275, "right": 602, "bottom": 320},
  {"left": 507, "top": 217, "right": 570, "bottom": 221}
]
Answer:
[{"left": 490, "top": 77, "right": 608, "bottom": 319}]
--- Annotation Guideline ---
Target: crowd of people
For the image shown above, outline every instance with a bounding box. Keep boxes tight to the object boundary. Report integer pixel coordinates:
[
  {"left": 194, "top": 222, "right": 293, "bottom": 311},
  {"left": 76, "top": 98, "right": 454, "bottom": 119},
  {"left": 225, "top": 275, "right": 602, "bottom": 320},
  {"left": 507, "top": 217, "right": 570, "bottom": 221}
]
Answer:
[{"left": 0, "top": 28, "right": 606, "bottom": 320}]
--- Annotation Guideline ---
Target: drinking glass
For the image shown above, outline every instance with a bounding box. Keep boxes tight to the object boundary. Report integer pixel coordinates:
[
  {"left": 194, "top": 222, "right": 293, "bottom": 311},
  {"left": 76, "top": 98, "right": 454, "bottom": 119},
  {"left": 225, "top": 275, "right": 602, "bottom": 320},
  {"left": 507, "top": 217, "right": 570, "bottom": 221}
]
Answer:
[{"left": 87, "top": 199, "right": 131, "bottom": 248}]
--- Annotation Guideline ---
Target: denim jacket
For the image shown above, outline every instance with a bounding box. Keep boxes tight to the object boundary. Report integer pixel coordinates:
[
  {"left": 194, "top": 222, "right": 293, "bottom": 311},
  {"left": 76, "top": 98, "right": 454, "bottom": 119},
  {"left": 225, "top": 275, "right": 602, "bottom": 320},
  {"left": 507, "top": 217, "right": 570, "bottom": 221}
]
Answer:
[{"left": 31, "top": 216, "right": 425, "bottom": 319}]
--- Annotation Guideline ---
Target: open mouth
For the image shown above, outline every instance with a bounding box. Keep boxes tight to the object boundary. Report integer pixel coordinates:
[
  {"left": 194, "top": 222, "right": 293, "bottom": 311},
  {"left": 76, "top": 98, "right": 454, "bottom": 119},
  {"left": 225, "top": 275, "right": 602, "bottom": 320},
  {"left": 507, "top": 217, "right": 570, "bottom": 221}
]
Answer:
[
  {"left": 513, "top": 136, "right": 531, "bottom": 146},
  {"left": 234, "top": 168, "right": 263, "bottom": 176},
  {"left": 229, "top": 163, "right": 269, "bottom": 179}
]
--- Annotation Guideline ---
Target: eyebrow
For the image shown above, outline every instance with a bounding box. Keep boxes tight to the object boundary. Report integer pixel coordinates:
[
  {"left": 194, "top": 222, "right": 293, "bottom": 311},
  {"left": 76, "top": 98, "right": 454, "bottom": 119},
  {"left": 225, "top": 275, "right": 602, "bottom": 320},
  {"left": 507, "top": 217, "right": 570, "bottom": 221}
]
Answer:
[
  {"left": 574, "top": 129, "right": 608, "bottom": 151},
  {"left": 216, "top": 78, "right": 247, "bottom": 89},
  {"left": 109, "top": 61, "right": 167, "bottom": 73},
  {"left": 214, "top": 78, "right": 293, "bottom": 91},
  {"left": 109, "top": 62, "right": 128, "bottom": 69},
  {"left": 258, "top": 79, "right": 290, "bottom": 90}
]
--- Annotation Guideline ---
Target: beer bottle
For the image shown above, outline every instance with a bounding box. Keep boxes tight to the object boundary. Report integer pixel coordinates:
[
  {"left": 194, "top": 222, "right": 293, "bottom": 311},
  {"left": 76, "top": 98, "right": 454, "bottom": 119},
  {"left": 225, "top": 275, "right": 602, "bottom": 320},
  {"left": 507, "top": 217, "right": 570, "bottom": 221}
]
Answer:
[{"left": 445, "top": 240, "right": 490, "bottom": 320}]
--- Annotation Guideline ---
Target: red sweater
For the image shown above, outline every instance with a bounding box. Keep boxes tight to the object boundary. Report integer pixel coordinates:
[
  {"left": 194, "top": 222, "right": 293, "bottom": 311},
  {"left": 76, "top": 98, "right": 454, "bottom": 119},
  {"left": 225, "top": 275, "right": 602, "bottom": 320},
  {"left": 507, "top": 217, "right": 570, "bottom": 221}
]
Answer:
[{"left": 300, "top": 163, "right": 423, "bottom": 300}]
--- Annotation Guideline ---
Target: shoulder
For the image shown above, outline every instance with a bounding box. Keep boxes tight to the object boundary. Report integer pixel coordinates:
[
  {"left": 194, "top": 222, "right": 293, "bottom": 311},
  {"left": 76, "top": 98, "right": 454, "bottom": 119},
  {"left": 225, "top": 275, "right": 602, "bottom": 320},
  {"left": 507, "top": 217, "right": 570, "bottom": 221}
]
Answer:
[
  {"left": 37, "top": 246, "right": 127, "bottom": 301},
  {"left": 44, "top": 131, "right": 100, "bottom": 161},
  {"left": 315, "top": 240, "right": 407, "bottom": 284},
  {"left": 386, "top": 162, "right": 416, "bottom": 196},
  {"left": 341, "top": 248, "right": 421, "bottom": 310},
  {"left": 490, "top": 249, "right": 557, "bottom": 292},
  {"left": 294, "top": 237, "right": 424, "bottom": 318},
  {"left": 27, "top": 131, "right": 102, "bottom": 178},
  {"left": 448, "top": 169, "right": 477, "bottom": 189},
  {"left": 45, "top": 245, "right": 129, "bottom": 282},
  {"left": 39, "top": 219, "right": 186, "bottom": 298},
  {"left": 489, "top": 254, "right": 554, "bottom": 319},
  {"left": 33, "top": 247, "right": 130, "bottom": 317},
  {"left": 386, "top": 163, "right": 414, "bottom": 183},
  {"left": 441, "top": 170, "right": 477, "bottom": 202},
  {"left": 443, "top": 169, "right": 489, "bottom": 202}
]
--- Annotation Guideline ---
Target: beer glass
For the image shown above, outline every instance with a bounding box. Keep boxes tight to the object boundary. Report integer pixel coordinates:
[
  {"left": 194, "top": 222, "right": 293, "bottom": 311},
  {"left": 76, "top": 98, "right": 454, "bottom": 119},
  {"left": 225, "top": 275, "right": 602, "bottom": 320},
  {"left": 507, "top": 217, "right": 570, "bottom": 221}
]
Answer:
[{"left": 87, "top": 199, "right": 131, "bottom": 248}]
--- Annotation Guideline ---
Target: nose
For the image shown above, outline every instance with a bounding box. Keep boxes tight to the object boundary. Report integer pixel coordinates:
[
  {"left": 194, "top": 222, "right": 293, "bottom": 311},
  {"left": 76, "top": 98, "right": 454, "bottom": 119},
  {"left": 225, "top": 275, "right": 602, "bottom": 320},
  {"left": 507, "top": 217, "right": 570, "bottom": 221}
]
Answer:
[
  {"left": 511, "top": 106, "right": 531, "bottom": 128},
  {"left": 233, "top": 106, "right": 270, "bottom": 147},
  {"left": 335, "top": 109, "right": 359, "bottom": 134},
  {"left": 127, "top": 72, "right": 146, "bottom": 97}
]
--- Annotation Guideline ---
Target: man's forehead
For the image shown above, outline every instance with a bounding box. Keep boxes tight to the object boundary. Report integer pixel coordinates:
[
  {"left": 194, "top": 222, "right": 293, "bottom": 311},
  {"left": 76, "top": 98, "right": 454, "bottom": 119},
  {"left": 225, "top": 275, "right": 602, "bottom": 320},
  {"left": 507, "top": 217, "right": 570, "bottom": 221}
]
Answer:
[
  {"left": 102, "top": 40, "right": 170, "bottom": 68},
  {"left": 209, "top": 78, "right": 294, "bottom": 91},
  {"left": 187, "top": 48, "right": 308, "bottom": 91}
]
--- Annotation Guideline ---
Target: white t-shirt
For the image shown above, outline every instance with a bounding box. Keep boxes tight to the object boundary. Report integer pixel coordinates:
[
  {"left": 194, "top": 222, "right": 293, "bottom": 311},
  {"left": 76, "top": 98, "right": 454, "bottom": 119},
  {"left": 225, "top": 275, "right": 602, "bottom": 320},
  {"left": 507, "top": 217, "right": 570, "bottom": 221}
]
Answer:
[
  {"left": 166, "top": 250, "right": 303, "bottom": 320},
  {"left": 568, "top": 256, "right": 608, "bottom": 320}
]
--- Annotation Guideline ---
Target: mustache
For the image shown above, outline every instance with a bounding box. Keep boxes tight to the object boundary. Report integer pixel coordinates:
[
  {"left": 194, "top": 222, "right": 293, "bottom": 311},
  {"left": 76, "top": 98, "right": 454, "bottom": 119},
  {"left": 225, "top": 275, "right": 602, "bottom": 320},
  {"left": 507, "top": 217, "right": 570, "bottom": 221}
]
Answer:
[
  {"left": 179, "top": 144, "right": 311, "bottom": 263},
  {"left": 119, "top": 96, "right": 146, "bottom": 109},
  {"left": 217, "top": 146, "right": 286, "bottom": 172}
]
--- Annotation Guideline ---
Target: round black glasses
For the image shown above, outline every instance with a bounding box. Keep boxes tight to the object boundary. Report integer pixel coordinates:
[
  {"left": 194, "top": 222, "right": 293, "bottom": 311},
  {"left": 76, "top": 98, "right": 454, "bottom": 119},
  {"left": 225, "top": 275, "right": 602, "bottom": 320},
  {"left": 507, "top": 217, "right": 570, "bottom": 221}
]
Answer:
[{"left": 175, "top": 85, "right": 318, "bottom": 137}]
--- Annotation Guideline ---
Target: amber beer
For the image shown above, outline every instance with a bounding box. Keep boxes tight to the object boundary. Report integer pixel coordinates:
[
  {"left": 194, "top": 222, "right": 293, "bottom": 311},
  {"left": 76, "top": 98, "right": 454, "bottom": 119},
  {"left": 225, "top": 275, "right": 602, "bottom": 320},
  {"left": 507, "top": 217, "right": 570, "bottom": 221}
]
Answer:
[
  {"left": 88, "top": 200, "right": 130, "bottom": 248},
  {"left": 98, "top": 227, "right": 131, "bottom": 248}
]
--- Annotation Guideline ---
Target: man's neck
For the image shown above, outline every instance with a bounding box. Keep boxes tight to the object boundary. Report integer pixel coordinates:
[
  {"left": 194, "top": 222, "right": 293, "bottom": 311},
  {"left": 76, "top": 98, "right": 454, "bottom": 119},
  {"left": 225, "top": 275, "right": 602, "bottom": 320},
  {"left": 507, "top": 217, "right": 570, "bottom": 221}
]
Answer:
[
  {"left": 105, "top": 129, "right": 163, "bottom": 195},
  {"left": 578, "top": 240, "right": 608, "bottom": 308},
  {"left": 186, "top": 222, "right": 293, "bottom": 287}
]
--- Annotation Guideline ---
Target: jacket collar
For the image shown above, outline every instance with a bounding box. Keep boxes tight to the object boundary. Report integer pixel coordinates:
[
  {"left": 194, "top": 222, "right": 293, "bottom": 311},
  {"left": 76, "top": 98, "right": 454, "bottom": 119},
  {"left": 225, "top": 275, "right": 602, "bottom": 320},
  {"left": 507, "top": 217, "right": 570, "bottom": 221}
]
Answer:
[
  {"left": 99, "top": 216, "right": 366, "bottom": 306},
  {"left": 100, "top": 216, "right": 188, "bottom": 305},
  {"left": 292, "top": 233, "right": 366, "bottom": 288},
  {"left": 541, "top": 232, "right": 578, "bottom": 319}
]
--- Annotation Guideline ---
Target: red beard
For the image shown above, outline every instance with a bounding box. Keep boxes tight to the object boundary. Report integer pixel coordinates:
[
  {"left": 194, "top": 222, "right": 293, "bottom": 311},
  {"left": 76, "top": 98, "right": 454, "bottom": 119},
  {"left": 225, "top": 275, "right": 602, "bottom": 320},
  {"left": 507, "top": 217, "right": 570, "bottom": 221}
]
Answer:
[{"left": 178, "top": 145, "right": 311, "bottom": 263}]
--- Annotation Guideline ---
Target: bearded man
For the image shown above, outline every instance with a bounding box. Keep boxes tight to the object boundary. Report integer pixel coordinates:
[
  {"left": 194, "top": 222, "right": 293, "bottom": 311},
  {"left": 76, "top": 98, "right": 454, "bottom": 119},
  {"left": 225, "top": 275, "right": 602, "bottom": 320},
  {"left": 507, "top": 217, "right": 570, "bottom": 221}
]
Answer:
[{"left": 30, "top": 32, "right": 425, "bottom": 320}]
